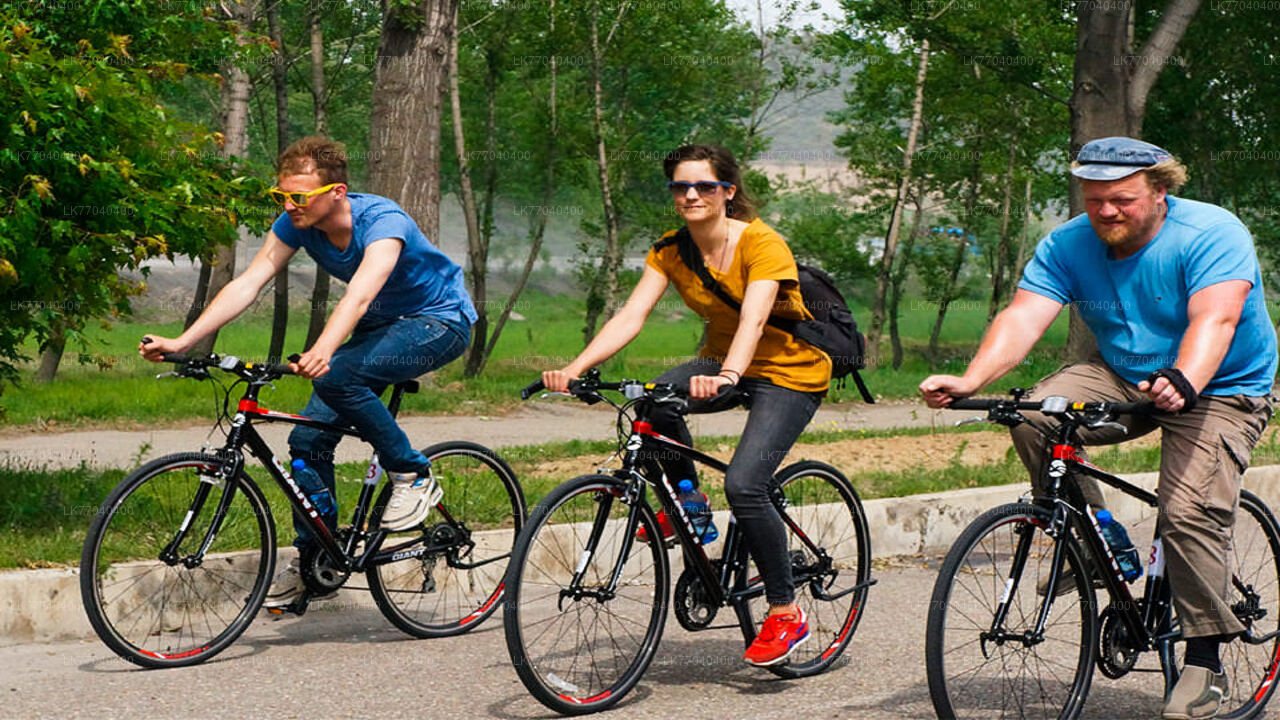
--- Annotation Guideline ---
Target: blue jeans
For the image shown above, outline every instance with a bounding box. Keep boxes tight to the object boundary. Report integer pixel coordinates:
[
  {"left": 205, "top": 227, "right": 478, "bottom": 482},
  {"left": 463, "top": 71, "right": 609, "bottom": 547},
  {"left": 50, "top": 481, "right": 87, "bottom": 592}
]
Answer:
[{"left": 288, "top": 313, "right": 470, "bottom": 550}]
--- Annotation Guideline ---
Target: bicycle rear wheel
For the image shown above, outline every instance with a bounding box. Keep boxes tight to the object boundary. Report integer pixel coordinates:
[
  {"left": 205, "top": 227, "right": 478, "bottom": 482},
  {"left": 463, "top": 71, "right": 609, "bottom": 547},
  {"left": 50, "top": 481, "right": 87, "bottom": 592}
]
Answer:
[
  {"left": 740, "top": 461, "right": 872, "bottom": 678},
  {"left": 80, "top": 453, "right": 275, "bottom": 668},
  {"left": 926, "top": 502, "right": 1097, "bottom": 720},
  {"left": 368, "top": 441, "right": 525, "bottom": 638},
  {"left": 504, "top": 474, "right": 669, "bottom": 715},
  {"left": 1166, "top": 489, "right": 1280, "bottom": 720}
]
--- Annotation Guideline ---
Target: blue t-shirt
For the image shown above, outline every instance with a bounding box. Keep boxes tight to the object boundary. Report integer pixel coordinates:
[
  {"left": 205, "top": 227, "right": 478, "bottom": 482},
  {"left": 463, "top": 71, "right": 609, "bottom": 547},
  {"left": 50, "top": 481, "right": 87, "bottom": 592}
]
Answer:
[
  {"left": 1019, "top": 196, "right": 1277, "bottom": 396},
  {"left": 271, "top": 193, "right": 477, "bottom": 327}
]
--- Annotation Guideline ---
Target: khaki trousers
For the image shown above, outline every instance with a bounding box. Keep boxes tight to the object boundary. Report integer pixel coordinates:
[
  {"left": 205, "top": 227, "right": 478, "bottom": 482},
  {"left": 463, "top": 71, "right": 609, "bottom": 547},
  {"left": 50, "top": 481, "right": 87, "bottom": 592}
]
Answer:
[{"left": 1009, "top": 360, "right": 1272, "bottom": 637}]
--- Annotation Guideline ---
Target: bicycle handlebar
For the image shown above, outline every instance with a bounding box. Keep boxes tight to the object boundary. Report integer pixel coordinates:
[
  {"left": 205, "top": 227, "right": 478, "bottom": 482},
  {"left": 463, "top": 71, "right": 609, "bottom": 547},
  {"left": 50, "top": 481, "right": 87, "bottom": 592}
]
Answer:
[
  {"left": 949, "top": 396, "right": 1155, "bottom": 416},
  {"left": 148, "top": 342, "right": 296, "bottom": 381}
]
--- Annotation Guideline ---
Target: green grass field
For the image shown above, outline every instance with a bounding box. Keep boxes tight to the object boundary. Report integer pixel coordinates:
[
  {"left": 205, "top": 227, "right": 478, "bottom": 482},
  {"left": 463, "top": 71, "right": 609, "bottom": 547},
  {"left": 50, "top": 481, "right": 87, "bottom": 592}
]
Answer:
[{"left": 7, "top": 288, "right": 1071, "bottom": 428}]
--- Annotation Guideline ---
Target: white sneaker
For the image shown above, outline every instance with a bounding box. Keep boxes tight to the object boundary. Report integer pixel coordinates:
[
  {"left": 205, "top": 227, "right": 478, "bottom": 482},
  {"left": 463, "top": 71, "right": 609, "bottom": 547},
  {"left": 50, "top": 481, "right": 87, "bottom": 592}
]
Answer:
[
  {"left": 380, "top": 470, "right": 442, "bottom": 532},
  {"left": 263, "top": 557, "right": 335, "bottom": 610}
]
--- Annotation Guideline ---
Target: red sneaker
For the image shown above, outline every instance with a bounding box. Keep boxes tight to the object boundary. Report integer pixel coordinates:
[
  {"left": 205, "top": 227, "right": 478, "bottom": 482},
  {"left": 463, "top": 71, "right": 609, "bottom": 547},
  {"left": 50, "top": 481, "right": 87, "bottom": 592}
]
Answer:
[
  {"left": 743, "top": 607, "right": 810, "bottom": 666},
  {"left": 635, "top": 509, "right": 675, "bottom": 544}
]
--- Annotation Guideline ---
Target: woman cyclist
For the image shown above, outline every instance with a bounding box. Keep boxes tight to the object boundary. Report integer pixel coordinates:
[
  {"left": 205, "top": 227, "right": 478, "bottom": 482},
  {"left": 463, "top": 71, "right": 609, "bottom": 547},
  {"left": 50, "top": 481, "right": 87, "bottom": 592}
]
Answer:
[{"left": 542, "top": 143, "right": 830, "bottom": 666}]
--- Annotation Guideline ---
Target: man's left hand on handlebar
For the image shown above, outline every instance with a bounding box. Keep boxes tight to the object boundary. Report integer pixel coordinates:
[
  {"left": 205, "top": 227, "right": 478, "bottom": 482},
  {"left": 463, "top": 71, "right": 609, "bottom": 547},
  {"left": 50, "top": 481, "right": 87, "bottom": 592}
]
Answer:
[
  {"left": 138, "top": 335, "right": 189, "bottom": 363},
  {"left": 290, "top": 346, "right": 333, "bottom": 379}
]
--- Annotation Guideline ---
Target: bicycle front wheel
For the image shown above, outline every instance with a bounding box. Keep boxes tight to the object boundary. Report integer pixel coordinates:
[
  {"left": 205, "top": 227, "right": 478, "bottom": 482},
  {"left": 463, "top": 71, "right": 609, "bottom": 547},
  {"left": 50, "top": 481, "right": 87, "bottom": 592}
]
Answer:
[
  {"left": 741, "top": 461, "right": 872, "bottom": 678},
  {"left": 926, "top": 502, "right": 1097, "bottom": 720},
  {"left": 504, "top": 474, "right": 669, "bottom": 716},
  {"left": 368, "top": 441, "right": 525, "bottom": 638},
  {"left": 80, "top": 453, "right": 275, "bottom": 668},
  {"left": 1169, "top": 489, "right": 1280, "bottom": 720}
]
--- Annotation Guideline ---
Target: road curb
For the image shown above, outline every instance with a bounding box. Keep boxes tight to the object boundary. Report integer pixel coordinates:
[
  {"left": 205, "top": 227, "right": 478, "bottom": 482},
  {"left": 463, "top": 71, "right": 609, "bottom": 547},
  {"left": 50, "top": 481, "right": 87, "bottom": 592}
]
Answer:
[{"left": 6, "top": 465, "right": 1280, "bottom": 648}]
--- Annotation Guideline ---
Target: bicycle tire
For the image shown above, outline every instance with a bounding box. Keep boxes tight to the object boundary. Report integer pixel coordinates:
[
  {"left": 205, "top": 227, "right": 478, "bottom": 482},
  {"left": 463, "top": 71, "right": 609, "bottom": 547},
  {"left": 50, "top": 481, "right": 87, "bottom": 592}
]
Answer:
[
  {"left": 367, "top": 441, "right": 526, "bottom": 638},
  {"left": 738, "top": 461, "right": 872, "bottom": 678},
  {"left": 926, "top": 502, "right": 1098, "bottom": 720},
  {"left": 1163, "top": 489, "right": 1280, "bottom": 720},
  {"left": 80, "top": 452, "right": 275, "bottom": 668},
  {"left": 504, "top": 474, "right": 669, "bottom": 715}
]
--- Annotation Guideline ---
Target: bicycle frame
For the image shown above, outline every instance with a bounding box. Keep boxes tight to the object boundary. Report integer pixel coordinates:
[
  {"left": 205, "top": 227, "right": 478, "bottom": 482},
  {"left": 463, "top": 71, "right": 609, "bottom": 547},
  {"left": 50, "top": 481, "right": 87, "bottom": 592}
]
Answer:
[
  {"left": 571, "top": 408, "right": 854, "bottom": 641},
  {"left": 169, "top": 379, "right": 425, "bottom": 576}
]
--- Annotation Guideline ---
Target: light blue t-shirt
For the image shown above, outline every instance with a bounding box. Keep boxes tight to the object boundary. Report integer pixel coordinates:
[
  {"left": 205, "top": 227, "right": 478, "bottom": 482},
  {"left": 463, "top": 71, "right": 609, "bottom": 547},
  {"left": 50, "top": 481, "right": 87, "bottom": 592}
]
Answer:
[
  {"left": 272, "top": 193, "right": 477, "bottom": 327},
  {"left": 1019, "top": 195, "right": 1277, "bottom": 396}
]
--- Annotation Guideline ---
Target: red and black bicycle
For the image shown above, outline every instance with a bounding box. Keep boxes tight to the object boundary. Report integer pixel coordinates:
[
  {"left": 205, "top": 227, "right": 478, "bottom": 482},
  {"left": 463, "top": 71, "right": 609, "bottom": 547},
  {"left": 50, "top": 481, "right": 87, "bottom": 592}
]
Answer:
[{"left": 80, "top": 350, "right": 525, "bottom": 667}]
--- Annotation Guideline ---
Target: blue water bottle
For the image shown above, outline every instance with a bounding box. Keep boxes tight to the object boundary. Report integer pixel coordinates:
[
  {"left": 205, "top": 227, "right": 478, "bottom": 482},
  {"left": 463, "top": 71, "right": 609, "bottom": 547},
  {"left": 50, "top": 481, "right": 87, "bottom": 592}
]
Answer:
[
  {"left": 1096, "top": 510, "right": 1142, "bottom": 581},
  {"left": 292, "top": 458, "right": 337, "bottom": 531},
  {"left": 677, "top": 479, "right": 718, "bottom": 544}
]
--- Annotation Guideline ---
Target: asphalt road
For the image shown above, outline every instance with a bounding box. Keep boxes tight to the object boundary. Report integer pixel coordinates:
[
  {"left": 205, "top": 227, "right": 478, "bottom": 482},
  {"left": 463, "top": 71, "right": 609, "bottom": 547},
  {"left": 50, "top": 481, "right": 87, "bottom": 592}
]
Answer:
[{"left": 4, "top": 562, "right": 1179, "bottom": 720}]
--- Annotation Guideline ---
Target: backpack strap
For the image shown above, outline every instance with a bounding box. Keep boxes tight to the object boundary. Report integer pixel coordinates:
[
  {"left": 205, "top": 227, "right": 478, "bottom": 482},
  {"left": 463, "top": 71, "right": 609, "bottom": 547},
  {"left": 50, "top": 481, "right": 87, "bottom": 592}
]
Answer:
[{"left": 672, "top": 226, "right": 801, "bottom": 336}]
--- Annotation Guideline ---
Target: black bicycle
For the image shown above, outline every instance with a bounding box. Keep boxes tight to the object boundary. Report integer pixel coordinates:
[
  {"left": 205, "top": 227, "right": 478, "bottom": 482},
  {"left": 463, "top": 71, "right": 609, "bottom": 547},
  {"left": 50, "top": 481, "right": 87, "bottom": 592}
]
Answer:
[
  {"left": 80, "top": 350, "right": 526, "bottom": 668},
  {"left": 502, "top": 370, "right": 874, "bottom": 715},
  {"left": 925, "top": 390, "right": 1280, "bottom": 719}
]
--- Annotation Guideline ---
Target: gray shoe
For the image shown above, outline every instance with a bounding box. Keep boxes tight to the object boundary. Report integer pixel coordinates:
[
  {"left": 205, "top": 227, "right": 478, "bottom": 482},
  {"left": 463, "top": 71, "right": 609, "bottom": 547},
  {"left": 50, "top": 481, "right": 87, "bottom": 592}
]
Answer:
[
  {"left": 1163, "top": 665, "right": 1229, "bottom": 720},
  {"left": 381, "top": 470, "right": 443, "bottom": 532}
]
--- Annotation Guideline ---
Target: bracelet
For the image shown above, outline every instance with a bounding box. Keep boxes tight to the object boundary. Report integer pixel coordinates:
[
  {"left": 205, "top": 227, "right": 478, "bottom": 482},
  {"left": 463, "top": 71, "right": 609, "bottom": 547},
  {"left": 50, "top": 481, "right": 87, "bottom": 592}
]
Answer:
[{"left": 718, "top": 369, "right": 741, "bottom": 385}]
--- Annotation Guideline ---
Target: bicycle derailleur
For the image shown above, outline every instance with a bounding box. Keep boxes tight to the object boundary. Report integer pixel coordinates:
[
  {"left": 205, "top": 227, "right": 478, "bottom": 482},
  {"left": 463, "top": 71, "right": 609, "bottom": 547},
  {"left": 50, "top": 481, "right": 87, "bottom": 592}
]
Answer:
[{"left": 1097, "top": 604, "right": 1141, "bottom": 678}]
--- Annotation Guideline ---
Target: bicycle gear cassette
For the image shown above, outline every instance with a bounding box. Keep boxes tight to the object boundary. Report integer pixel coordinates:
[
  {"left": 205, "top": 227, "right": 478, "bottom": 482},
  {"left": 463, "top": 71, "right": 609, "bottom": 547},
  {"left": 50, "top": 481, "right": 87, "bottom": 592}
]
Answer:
[{"left": 1097, "top": 604, "right": 1140, "bottom": 678}]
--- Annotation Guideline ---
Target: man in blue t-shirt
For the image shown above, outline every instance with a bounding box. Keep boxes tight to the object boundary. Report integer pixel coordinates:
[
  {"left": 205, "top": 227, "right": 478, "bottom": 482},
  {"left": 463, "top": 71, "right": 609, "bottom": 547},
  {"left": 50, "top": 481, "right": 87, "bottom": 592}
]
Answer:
[
  {"left": 921, "top": 137, "right": 1275, "bottom": 719},
  {"left": 140, "top": 137, "right": 477, "bottom": 611}
]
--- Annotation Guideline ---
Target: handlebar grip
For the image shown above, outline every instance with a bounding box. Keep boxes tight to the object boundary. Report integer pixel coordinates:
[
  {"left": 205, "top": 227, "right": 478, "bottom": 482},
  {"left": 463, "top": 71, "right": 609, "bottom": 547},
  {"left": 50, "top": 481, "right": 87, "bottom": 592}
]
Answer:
[
  {"left": 267, "top": 363, "right": 296, "bottom": 376},
  {"left": 520, "top": 378, "right": 546, "bottom": 400},
  {"left": 161, "top": 353, "right": 191, "bottom": 364},
  {"left": 1109, "top": 401, "right": 1157, "bottom": 415},
  {"left": 949, "top": 398, "right": 995, "bottom": 410}
]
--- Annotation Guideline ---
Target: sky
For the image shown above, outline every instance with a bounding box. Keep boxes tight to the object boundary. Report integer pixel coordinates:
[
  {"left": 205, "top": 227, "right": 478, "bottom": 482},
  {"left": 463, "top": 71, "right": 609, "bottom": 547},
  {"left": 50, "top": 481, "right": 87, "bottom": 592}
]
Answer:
[{"left": 722, "top": 0, "right": 844, "bottom": 32}]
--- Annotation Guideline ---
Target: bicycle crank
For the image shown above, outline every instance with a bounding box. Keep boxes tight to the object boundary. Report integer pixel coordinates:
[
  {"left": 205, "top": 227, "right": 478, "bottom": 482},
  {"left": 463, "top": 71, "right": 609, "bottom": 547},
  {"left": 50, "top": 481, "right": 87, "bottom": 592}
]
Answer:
[
  {"left": 1097, "top": 604, "right": 1141, "bottom": 678},
  {"left": 674, "top": 561, "right": 722, "bottom": 631}
]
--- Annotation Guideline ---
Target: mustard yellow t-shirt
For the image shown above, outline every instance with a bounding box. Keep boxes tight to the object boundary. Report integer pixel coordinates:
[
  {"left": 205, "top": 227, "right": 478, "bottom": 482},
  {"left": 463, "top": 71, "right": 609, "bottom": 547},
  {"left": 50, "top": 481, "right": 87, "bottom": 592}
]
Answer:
[{"left": 646, "top": 218, "right": 831, "bottom": 393}]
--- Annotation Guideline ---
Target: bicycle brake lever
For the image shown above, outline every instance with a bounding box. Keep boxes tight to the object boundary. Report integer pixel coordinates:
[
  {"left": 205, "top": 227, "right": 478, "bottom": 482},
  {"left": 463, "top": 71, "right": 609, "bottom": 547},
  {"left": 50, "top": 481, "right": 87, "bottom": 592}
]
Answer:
[
  {"left": 155, "top": 371, "right": 180, "bottom": 379},
  {"left": 1088, "top": 420, "right": 1128, "bottom": 434},
  {"left": 954, "top": 416, "right": 987, "bottom": 427}
]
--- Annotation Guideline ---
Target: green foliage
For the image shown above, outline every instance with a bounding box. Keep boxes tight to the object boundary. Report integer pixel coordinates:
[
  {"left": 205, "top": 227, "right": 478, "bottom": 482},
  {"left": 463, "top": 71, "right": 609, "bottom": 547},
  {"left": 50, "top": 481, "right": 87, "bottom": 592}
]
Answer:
[{"left": 0, "top": 14, "right": 247, "bottom": 401}]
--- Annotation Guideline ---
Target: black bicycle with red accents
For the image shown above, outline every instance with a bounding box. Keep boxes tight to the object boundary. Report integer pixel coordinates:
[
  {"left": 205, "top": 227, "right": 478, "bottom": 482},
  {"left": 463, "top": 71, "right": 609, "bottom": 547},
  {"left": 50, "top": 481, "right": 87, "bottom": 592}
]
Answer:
[
  {"left": 80, "top": 349, "right": 525, "bottom": 668},
  {"left": 925, "top": 389, "right": 1280, "bottom": 720},
  {"left": 502, "top": 369, "right": 873, "bottom": 715}
]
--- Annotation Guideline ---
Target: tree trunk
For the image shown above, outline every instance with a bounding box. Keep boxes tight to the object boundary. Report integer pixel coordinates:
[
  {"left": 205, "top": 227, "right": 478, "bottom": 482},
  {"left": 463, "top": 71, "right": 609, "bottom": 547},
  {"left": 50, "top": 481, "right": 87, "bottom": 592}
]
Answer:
[
  {"left": 309, "top": 0, "right": 328, "bottom": 136},
  {"left": 305, "top": 0, "right": 329, "bottom": 349},
  {"left": 34, "top": 327, "right": 66, "bottom": 383},
  {"left": 1066, "top": 0, "right": 1203, "bottom": 359},
  {"left": 463, "top": 50, "right": 502, "bottom": 377},
  {"left": 367, "top": 0, "right": 458, "bottom": 242},
  {"left": 889, "top": 184, "right": 925, "bottom": 370},
  {"left": 581, "top": 0, "right": 628, "bottom": 345},
  {"left": 479, "top": 0, "right": 558, "bottom": 375},
  {"left": 267, "top": 0, "right": 290, "bottom": 363},
  {"left": 988, "top": 139, "right": 1018, "bottom": 323},
  {"left": 1011, "top": 177, "right": 1034, "bottom": 297},
  {"left": 927, "top": 157, "right": 981, "bottom": 367},
  {"left": 450, "top": 21, "right": 487, "bottom": 378},
  {"left": 184, "top": 260, "right": 212, "bottom": 329},
  {"left": 866, "top": 39, "right": 929, "bottom": 362},
  {"left": 191, "top": 0, "right": 257, "bottom": 357}
]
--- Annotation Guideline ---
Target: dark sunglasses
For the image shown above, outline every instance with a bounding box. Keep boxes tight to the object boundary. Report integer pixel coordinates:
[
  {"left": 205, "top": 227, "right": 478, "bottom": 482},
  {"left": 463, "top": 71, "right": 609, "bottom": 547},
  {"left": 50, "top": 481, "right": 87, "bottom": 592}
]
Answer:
[{"left": 666, "top": 180, "right": 732, "bottom": 197}]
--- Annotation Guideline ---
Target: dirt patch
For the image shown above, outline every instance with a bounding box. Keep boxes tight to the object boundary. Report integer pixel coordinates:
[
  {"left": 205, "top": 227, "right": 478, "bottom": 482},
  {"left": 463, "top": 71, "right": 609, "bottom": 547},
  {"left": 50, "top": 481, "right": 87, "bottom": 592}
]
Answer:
[{"left": 524, "top": 429, "right": 1170, "bottom": 481}]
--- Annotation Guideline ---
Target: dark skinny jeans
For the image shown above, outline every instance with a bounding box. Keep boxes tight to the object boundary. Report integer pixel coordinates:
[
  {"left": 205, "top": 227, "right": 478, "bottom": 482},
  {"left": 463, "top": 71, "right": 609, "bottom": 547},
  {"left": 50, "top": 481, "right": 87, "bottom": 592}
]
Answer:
[{"left": 649, "top": 359, "right": 823, "bottom": 606}]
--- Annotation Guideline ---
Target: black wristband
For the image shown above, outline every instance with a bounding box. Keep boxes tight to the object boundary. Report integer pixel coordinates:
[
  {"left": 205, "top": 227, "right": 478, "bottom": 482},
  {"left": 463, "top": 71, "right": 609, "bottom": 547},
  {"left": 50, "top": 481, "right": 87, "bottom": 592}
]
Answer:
[
  {"left": 718, "top": 369, "right": 741, "bottom": 385},
  {"left": 1147, "top": 368, "right": 1198, "bottom": 413}
]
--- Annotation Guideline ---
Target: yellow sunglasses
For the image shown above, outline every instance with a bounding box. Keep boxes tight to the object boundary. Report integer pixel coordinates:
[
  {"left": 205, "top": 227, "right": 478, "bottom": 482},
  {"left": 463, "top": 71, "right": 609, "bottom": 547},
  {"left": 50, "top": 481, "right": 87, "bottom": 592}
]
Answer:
[{"left": 267, "top": 183, "right": 342, "bottom": 207}]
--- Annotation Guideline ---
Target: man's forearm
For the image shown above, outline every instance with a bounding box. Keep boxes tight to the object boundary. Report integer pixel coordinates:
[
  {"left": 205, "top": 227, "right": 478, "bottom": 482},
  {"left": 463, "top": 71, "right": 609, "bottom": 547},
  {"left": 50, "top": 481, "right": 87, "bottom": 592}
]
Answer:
[
  {"left": 1174, "top": 316, "right": 1237, "bottom": 392},
  {"left": 178, "top": 277, "right": 262, "bottom": 348},
  {"left": 310, "top": 294, "right": 367, "bottom": 353},
  {"left": 962, "top": 309, "right": 1042, "bottom": 390}
]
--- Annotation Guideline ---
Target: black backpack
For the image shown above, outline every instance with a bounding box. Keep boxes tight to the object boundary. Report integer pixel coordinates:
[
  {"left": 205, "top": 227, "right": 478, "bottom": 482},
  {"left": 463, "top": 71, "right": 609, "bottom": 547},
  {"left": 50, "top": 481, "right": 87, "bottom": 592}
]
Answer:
[{"left": 658, "top": 227, "right": 873, "bottom": 403}]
